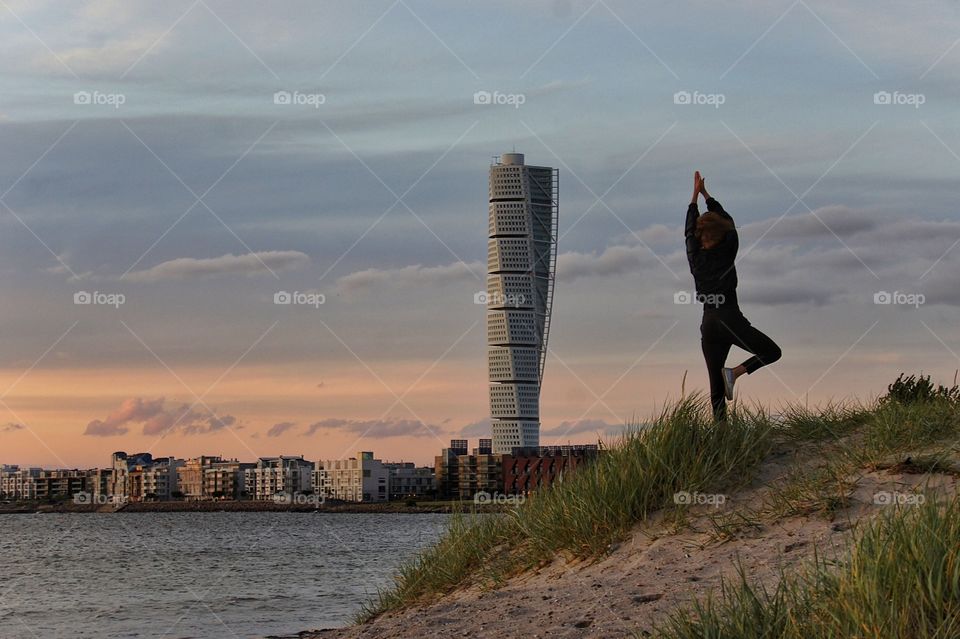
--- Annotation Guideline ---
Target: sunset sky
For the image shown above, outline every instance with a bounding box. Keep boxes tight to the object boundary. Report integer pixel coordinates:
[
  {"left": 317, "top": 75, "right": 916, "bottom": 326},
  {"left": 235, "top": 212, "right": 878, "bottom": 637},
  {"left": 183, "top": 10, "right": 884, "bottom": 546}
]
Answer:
[{"left": 1, "top": 0, "right": 959, "bottom": 468}]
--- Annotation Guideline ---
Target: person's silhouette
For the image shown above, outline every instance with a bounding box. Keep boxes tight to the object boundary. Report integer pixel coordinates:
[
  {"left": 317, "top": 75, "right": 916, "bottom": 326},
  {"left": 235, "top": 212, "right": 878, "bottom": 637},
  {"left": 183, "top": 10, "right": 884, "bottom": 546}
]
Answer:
[{"left": 685, "top": 171, "right": 781, "bottom": 419}]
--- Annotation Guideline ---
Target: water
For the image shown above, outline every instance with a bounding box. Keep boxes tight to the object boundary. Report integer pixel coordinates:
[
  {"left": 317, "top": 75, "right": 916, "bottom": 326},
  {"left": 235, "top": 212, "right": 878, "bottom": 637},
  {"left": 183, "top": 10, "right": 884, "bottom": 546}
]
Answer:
[{"left": 0, "top": 512, "right": 449, "bottom": 638}]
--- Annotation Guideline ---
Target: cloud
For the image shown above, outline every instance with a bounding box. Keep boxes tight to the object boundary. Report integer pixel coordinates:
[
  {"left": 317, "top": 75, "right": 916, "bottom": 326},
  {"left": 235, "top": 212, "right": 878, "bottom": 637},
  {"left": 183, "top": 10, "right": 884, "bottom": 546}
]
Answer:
[
  {"left": 322, "top": 205, "right": 960, "bottom": 318},
  {"left": 83, "top": 397, "right": 238, "bottom": 437},
  {"left": 267, "top": 421, "right": 296, "bottom": 437},
  {"left": 739, "top": 283, "right": 840, "bottom": 307},
  {"left": 123, "top": 251, "right": 310, "bottom": 282},
  {"left": 336, "top": 261, "right": 482, "bottom": 294},
  {"left": 542, "top": 418, "right": 621, "bottom": 437},
  {"left": 740, "top": 206, "right": 877, "bottom": 240},
  {"left": 457, "top": 418, "right": 491, "bottom": 437},
  {"left": 557, "top": 245, "right": 656, "bottom": 282},
  {"left": 305, "top": 417, "right": 439, "bottom": 438}
]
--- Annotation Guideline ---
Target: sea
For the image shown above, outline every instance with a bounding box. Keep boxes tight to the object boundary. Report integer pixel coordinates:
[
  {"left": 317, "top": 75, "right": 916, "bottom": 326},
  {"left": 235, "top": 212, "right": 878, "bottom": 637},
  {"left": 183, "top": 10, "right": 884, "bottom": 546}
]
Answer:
[{"left": 0, "top": 512, "right": 450, "bottom": 638}]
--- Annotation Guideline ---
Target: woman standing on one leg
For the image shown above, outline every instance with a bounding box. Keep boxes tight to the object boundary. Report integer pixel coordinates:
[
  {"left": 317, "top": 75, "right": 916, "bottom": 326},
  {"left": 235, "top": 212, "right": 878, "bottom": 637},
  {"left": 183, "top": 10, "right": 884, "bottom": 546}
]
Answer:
[{"left": 685, "top": 171, "right": 782, "bottom": 420}]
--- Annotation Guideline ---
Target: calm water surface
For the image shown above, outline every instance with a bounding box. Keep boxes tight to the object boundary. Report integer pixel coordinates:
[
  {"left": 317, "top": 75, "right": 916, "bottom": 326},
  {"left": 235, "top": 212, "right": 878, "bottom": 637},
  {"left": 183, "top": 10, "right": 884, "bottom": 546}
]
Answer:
[{"left": 0, "top": 512, "right": 449, "bottom": 638}]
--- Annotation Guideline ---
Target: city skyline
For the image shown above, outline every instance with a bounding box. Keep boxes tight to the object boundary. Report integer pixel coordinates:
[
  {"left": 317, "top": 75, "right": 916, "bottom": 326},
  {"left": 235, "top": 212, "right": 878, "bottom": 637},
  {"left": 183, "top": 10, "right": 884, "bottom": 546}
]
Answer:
[{"left": 2, "top": 2, "right": 960, "bottom": 470}]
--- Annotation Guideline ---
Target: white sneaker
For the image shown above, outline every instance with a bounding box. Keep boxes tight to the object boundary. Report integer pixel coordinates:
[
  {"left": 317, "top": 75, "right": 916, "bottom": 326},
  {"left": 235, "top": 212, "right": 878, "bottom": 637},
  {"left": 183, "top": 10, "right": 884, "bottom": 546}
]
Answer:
[{"left": 722, "top": 367, "right": 736, "bottom": 400}]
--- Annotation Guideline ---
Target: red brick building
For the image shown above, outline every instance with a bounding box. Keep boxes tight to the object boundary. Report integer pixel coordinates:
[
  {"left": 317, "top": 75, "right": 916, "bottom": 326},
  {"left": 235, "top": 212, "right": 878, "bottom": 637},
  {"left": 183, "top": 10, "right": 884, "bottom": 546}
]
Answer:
[{"left": 501, "top": 445, "right": 599, "bottom": 494}]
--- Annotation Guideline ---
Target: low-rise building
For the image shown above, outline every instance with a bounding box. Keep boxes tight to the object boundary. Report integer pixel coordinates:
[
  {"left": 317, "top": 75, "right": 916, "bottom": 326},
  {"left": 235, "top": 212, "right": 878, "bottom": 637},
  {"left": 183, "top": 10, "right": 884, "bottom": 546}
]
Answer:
[
  {"left": 502, "top": 445, "right": 599, "bottom": 494},
  {"left": 111, "top": 451, "right": 153, "bottom": 501},
  {"left": 177, "top": 456, "right": 224, "bottom": 500},
  {"left": 140, "top": 458, "right": 183, "bottom": 500},
  {"left": 314, "top": 451, "right": 388, "bottom": 502},
  {"left": 434, "top": 439, "right": 469, "bottom": 499},
  {"left": 111, "top": 452, "right": 183, "bottom": 502},
  {"left": 86, "top": 468, "right": 113, "bottom": 502},
  {"left": 0, "top": 466, "right": 41, "bottom": 500},
  {"left": 34, "top": 469, "right": 88, "bottom": 500},
  {"left": 384, "top": 462, "right": 436, "bottom": 500},
  {"left": 204, "top": 461, "right": 255, "bottom": 499},
  {"left": 457, "top": 449, "right": 502, "bottom": 500},
  {"left": 246, "top": 456, "right": 314, "bottom": 500}
]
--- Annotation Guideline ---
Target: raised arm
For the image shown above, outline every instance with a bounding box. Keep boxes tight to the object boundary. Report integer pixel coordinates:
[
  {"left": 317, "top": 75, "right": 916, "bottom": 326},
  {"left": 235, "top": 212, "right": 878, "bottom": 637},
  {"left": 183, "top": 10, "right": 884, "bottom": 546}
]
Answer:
[
  {"left": 700, "top": 178, "right": 733, "bottom": 222},
  {"left": 685, "top": 172, "right": 702, "bottom": 269}
]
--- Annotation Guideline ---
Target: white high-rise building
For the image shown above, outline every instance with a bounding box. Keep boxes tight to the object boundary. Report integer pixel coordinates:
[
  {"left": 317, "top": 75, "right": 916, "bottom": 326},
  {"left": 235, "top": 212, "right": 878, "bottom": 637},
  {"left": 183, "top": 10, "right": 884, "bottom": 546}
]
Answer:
[{"left": 487, "top": 152, "right": 558, "bottom": 455}]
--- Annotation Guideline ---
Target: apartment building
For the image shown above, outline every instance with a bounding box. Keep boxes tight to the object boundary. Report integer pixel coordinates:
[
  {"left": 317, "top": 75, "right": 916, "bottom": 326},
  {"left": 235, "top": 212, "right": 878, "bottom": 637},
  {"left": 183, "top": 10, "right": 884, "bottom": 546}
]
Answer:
[
  {"left": 0, "top": 466, "right": 41, "bottom": 499},
  {"left": 314, "top": 452, "right": 388, "bottom": 502},
  {"left": 457, "top": 448, "right": 503, "bottom": 500},
  {"left": 111, "top": 452, "right": 183, "bottom": 502},
  {"left": 204, "top": 461, "right": 255, "bottom": 499},
  {"left": 0, "top": 466, "right": 94, "bottom": 501},
  {"left": 434, "top": 439, "right": 468, "bottom": 499},
  {"left": 86, "top": 468, "right": 113, "bottom": 502},
  {"left": 246, "top": 456, "right": 314, "bottom": 500},
  {"left": 177, "top": 456, "right": 224, "bottom": 499},
  {"left": 502, "top": 444, "right": 599, "bottom": 494},
  {"left": 33, "top": 470, "right": 88, "bottom": 500},
  {"left": 384, "top": 462, "right": 436, "bottom": 500}
]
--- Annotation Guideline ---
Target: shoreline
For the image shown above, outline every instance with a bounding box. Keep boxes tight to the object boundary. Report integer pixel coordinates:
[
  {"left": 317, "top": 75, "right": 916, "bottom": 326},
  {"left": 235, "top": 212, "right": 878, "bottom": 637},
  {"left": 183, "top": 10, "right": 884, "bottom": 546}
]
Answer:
[{"left": 0, "top": 499, "right": 493, "bottom": 515}]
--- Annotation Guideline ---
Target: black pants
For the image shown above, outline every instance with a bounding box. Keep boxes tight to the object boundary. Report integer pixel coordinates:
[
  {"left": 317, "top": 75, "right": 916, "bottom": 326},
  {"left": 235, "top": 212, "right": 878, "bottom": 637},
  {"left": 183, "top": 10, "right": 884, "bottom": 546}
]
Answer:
[{"left": 701, "top": 306, "right": 781, "bottom": 420}]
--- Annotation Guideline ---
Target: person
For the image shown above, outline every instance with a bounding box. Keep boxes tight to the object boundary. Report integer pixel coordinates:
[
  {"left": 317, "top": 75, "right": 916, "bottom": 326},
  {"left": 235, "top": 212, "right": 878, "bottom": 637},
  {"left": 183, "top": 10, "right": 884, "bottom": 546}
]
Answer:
[{"left": 685, "top": 171, "right": 781, "bottom": 420}]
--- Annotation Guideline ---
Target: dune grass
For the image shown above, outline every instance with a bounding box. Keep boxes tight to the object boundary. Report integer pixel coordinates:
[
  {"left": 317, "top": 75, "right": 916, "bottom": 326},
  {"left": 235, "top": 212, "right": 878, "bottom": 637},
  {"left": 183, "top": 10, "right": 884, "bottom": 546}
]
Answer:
[
  {"left": 656, "top": 493, "right": 960, "bottom": 639},
  {"left": 357, "top": 395, "right": 774, "bottom": 621},
  {"left": 358, "top": 374, "right": 960, "bottom": 625}
]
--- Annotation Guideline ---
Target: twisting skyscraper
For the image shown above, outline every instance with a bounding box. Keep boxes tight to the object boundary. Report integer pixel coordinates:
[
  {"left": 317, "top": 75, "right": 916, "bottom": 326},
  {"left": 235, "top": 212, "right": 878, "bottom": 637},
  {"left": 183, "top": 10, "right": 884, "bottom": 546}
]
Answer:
[{"left": 487, "top": 153, "right": 558, "bottom": 455}]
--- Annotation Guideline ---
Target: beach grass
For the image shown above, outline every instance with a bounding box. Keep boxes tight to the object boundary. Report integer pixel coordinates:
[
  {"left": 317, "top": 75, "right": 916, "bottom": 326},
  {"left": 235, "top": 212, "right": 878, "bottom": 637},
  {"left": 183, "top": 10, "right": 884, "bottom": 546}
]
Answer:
[
  {"left": 655, "top": 492, "right": 960, "bottom": 639},
  {"left": 358, "top": 394, "right": 776, "bottom": 621},
  {"left": 357, "top": 373, "right": 960, "bottom": 626}
]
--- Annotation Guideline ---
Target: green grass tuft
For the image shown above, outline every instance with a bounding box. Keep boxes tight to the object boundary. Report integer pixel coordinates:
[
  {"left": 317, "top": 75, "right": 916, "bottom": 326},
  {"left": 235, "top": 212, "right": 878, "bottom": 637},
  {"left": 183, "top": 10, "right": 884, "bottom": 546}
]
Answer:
[
  {"left": 358, "top": 395, "right": 774, "bottom": 621},
  {"left": 656, "top": 493, "right": 960, "bottom": 639}
]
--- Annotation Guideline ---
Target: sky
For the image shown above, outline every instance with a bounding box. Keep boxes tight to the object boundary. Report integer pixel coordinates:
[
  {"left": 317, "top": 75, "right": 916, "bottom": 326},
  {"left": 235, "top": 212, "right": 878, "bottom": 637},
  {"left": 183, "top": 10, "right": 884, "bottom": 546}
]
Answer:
[{"left": 1, "top": 0, "right": 959, "bottom": 469}]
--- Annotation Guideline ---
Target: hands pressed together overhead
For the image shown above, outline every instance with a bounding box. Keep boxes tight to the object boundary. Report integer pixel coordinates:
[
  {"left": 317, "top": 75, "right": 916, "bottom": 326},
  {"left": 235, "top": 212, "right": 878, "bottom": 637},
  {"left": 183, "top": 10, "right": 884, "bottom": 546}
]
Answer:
[{"left": 691, "top": 170, "right": 711, "bottom": 204}]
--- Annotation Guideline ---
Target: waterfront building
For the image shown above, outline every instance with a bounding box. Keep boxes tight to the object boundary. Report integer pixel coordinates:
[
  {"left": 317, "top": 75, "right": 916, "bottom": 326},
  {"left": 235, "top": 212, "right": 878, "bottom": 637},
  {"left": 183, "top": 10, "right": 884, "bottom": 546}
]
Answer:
[
  {"left": 110, "top": 452, "right": 183, "bottom": 502},
  {"left": 487, "top": 152, "right": 558, "bottom": 454},
  {"left": 434, "top": 439, "right": 468, "bottom": 499},
  {"left": 86, "top": 468, "right": 113, "bottom": 502},
  {"left": 456, "top": 443, "right": 503, "bottom": 500},
  {"left": 501, "top": 444, "right": 599, "bottom": 494},
  {"left": 383, "top": 462, "right": 436, "bottom": 500},
  {"left": 246, "top": 455, "right": 314, "bottom": 500},
  {"left": 0, "top": 466, "right": 41, "bottom": 500},
  {"left": 314, "top": 451, "right": 387, "bottom": 503},
  {"left": 33, "top": 469, "right": 88, "bottom": 500},
  {"left": 110, "top": 451, "right": 153, "bottom": 501},
  {"left": 204, "top": 461, "right": 255, "bottom": 499},
  {"left": 177, "top": 456, "right": 224, "bottom": 499}
]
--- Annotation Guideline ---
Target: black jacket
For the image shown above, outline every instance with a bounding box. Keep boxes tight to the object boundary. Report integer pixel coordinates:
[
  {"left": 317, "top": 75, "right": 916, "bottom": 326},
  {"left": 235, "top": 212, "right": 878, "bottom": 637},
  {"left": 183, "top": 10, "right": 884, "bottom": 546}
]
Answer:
[{"left": 685, "top": 197, "right": 738, "bottom": 308}]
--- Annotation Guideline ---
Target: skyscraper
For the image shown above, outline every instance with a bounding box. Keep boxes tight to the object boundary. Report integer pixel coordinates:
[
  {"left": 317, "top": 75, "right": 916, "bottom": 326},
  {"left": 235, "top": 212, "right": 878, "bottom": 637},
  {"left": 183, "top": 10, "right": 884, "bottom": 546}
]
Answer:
[{"left": 487, "top": 153, "right": 558, "bottom": 455}]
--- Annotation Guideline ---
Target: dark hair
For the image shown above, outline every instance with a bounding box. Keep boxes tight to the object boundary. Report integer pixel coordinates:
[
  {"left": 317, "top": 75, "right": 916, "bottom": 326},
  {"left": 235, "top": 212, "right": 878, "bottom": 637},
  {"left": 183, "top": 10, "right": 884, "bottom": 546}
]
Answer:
[{"left": 695, "top": 212, "right": 734, "bottom": 247}]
